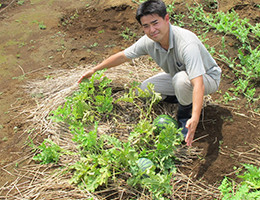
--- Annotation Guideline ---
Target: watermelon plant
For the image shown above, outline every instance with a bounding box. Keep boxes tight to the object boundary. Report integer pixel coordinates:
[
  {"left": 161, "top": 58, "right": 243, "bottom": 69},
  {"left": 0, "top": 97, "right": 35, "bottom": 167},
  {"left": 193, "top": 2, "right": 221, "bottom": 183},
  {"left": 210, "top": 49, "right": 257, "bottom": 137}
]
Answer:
[
  {"left": 50, "top": 70, "right": 113, "bottom": 126},
  {"left": 32, "top": 139, "right": 64, "bottom": 164},
  {"left": 32, "top": 70, "right": 183, "bottom": 199},
  {"left": 219, "top": 164, "right": 260, "bottom": 199}
]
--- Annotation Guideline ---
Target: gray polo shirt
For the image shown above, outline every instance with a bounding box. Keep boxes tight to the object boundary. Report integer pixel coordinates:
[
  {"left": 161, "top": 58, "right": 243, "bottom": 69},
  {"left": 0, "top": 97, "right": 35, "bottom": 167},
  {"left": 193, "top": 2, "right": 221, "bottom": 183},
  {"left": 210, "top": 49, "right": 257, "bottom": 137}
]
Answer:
[{"left": 124, "top": 24, "right": 221, "bottom": 82}]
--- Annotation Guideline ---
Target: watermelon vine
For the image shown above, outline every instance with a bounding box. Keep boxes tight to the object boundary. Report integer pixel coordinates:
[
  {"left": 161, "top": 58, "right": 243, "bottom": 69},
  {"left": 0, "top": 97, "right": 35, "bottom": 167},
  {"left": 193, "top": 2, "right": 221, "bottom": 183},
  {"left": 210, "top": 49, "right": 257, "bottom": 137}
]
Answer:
[{"left": 32, "top": 70, "right": 183, "bottom": 199}]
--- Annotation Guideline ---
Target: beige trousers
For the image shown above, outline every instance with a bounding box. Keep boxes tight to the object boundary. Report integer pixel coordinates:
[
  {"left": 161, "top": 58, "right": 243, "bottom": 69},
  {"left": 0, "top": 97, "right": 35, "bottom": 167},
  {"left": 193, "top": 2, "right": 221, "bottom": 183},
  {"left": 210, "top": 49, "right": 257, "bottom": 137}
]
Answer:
[{"left": 139, "top": 71, "right": 220, "bottom": 106}]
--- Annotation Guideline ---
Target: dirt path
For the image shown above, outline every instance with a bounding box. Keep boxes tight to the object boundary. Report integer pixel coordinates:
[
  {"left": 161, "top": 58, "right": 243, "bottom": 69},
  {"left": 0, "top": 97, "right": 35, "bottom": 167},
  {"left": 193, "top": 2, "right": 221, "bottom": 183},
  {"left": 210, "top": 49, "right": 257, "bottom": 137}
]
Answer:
[
  {"left": 0, "top": 0, "right": 94, "bottom": 187},
  {"left": 0, "top": 0, "right": 259, "bottom": 198}
]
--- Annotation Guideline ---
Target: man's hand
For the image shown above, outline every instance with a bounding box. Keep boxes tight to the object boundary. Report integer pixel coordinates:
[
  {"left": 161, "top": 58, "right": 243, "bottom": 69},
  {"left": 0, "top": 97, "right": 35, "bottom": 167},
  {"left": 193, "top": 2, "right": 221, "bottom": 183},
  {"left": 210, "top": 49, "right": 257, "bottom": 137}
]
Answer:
[
  {"left": 78, "top": 69, "right": 95, "bottom": 83},
  {"left": 185, "top": 117, "right": 199, "bottom": 146},
  {"left": 77, "top": 51, "right": 130, "bottom": 84}
]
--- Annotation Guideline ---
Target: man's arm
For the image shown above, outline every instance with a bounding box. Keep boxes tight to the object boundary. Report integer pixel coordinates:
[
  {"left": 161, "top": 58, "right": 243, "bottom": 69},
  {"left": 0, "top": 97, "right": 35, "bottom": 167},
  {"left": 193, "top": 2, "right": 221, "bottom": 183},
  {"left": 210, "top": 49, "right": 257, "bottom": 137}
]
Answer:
[
  {"left": 78, "top": 51, "right": 130, "bottom": 83},
  {"left": 185, "top": 75, "right": 204, "bottom": 146}
]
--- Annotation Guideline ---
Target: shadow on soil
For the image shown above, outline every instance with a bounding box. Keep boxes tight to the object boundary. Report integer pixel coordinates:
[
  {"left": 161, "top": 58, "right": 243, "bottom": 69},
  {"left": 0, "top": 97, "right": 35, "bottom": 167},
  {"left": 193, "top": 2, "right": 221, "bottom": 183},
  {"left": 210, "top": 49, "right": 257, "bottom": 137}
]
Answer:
[{"left": 195, "top": 105, "right": 231, "bottom": 179}]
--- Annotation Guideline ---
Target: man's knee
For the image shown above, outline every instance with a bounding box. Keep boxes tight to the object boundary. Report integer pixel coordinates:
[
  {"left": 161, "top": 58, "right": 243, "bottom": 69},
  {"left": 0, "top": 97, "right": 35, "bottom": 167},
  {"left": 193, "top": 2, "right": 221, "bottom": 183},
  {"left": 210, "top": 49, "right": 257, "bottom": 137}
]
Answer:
[
  {"left": 139, "top": 73, "right": 175, "bottom": 97},
  {"left": 172, "top": 71, "right": 193, "bottom": 105},
  {"left": 172, "top": 71, "right": 190, "bottom": 88}
]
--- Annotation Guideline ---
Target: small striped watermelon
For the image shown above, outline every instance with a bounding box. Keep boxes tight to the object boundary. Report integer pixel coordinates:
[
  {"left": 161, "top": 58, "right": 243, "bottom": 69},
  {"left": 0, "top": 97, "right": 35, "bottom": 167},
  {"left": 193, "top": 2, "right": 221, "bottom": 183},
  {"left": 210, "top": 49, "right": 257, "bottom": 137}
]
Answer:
[
  {"left": 137, "top": 158, "right": 154, "bottom": 172},
  {"left": 153, "top": 114, "right": 178, "bottom": 135}
]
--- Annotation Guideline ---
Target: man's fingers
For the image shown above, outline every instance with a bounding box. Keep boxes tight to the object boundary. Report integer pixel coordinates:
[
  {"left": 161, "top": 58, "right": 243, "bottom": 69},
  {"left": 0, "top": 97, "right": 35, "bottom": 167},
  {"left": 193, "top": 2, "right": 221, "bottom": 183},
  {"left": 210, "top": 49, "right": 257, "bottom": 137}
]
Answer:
[
  {"left": 185, "top": 121, "right": 195, "bottom": 146},
  {"left": 78, "top": 70, "right": 94, "bottom": 83},
  {"left": 77, "top": 77, "right": 83, "bottom": 84},
  {"left": 185, "top": 134, "right": 193, "bottom": 146},
  {"left": 78, "top": 75, "right": 86, "bottom": 83}
]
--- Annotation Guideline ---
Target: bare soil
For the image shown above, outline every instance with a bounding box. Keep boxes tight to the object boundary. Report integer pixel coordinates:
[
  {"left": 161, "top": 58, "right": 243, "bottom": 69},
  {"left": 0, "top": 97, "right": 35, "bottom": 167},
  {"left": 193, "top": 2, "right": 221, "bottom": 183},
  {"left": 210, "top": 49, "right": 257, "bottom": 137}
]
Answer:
[{"left": 0, "top": 0, "right": 259, "bottom": 198}]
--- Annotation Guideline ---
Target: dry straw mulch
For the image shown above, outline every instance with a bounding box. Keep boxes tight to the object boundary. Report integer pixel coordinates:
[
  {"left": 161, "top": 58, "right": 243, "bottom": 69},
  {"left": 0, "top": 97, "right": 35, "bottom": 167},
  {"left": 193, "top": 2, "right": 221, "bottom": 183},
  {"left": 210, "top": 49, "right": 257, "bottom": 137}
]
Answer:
[{"left": 1, "top": 59, "right": 222, "bottom": 199}]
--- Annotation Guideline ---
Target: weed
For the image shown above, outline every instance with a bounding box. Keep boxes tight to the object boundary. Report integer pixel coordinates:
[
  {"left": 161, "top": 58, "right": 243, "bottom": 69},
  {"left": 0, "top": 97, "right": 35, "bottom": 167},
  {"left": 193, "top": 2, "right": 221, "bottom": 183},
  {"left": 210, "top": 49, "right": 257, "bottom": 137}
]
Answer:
[
  {"left": 203, "top": 0, "right": 218, "bottom": 10},
  {"left": 19, "top": 42, "right": 26, "bottom": 48},
  {"left": 120, "top": 27, "right": 137, "bottom": 41},
  {"left": 17, "top": 0, "right": 24, "bottom": 5},
  {"left": 166, "top": 2, "right": 175, "bottom": 16},
  {"left": 220, "top": 115, "right": 233, "bottom": 122},
  {"left": 219, "top": 164, "right": 260, "bottom": 199},
  {"left": 188, "top": 5, "right": 259, "bottom": 103},
  {"left": 104, "top": 44, "right": 116, "bottom": 48},
  {"left": 61, "top": 11, "right": 79, "bottom": 26},
  {"left": 197, "top": 30, "right": 216, "bottom": 54},
  {"left": 32, "top": 20, "right": 46, "bottom": 30},
  {"left": 12, "top": 74, "right": 26, "bottom": 81},
  {"left": 32, "top": 139, "right": 63, "bottom": 164},
  {"left": 44, "top": 75, "right": 53, "bottom": 80},
  {"left": 222, "top": 92, "right": 237, "bottom": 103},
  {"left": 70, "top": 12, "right": 79, "bottom": 20},
  {"left": 167, "top": 2, "right": 186, "bottom": 27},
  {"left": 90, "top": 42, "right": 98, "bottom": 48},
  {"left": 131, "top": 0, "right": 146, "bottom": 4}
]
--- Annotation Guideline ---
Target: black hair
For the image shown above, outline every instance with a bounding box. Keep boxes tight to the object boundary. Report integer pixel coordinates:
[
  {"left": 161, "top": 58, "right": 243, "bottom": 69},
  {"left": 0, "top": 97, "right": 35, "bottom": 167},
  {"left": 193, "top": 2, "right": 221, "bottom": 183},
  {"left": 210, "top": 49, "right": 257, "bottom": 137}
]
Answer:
[{"left": 136, "top": 0, "right": 167, "bottom": 24}]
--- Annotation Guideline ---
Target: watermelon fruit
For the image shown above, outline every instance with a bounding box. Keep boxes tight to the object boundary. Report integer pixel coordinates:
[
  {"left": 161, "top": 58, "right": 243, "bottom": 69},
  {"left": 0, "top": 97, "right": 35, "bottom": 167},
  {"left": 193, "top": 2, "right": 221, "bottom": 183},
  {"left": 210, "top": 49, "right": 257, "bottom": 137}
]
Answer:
[
  {"left": 137, "top": 158, "right": 154, "bottom": 172},
  {"left": 153, "top": 114, "right": 178, "bottom": 135}
]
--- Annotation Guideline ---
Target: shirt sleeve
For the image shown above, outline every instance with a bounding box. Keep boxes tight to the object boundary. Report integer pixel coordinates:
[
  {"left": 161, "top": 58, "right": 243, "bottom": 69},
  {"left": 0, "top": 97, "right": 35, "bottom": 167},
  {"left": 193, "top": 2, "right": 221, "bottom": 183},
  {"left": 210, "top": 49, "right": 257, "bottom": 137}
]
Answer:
[
  {"left": 182, "top": 42, "right": 206, "bottom": 80},
  {"left": 124, "top": 36, "right": 149, "bottom": 59}
]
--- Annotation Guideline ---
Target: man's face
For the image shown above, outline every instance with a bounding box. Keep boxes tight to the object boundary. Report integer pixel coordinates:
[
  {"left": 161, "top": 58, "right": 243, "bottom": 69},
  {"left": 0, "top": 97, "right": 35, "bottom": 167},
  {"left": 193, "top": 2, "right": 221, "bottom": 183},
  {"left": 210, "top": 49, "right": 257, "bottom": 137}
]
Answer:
[{"left": 140, "top": 14, "right": 169, "bottom": 43}]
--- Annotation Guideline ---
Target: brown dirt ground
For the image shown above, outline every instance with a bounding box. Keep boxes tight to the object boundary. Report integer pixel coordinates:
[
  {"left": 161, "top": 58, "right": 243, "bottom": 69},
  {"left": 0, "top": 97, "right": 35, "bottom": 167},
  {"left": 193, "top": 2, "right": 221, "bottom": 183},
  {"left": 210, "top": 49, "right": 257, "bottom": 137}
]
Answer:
[{"left": 0, "top": 0, "right": 259, "bottom": 198}]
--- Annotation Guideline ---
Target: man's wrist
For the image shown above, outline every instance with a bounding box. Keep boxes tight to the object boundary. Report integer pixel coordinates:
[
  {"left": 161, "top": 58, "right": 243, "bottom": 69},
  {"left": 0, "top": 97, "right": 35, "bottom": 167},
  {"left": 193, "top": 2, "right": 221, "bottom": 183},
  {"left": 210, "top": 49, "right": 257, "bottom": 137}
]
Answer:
[{"left": 191, "top": 115, "right": 200, "bottom": 124}]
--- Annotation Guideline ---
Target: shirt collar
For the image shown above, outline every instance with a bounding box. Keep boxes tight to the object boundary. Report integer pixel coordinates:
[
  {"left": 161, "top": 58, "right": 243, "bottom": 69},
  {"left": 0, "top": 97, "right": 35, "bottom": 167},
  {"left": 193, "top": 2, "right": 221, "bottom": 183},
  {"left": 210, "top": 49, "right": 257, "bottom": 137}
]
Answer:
[{"left": 168, "top": 24, "right": 174, "bottom": 50}]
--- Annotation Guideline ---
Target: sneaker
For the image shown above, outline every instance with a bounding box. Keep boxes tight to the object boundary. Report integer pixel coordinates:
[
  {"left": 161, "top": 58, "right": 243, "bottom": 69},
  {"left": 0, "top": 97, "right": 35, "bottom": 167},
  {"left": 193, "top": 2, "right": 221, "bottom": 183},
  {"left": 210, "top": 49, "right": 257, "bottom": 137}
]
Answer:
[
  {"left": 163, "top": 95, "right": 179, "bottom": 104},
  {"left": 177, "top": 103, "right": 192, "bottom": 138},
  {"left": 178, "top": 118, "right": 189, "bottom": 138}
]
